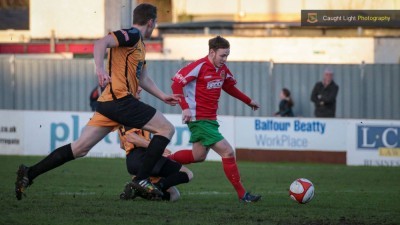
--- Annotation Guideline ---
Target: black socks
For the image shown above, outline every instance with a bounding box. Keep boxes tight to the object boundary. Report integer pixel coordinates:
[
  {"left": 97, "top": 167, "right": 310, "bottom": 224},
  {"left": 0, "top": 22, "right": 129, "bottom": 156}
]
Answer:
[
  {"left": 28, "top": 144, "right": 75, "bottom": 181},
  {"left": 156, "top": 172, "right": 190, "bottom": 191},
  {"left": 135, "top": 135, "right": 170, "bottom": 180}
]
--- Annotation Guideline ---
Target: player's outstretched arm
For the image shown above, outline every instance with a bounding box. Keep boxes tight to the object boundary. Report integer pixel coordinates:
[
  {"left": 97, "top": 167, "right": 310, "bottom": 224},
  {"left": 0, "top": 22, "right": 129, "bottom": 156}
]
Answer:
[
  {"left": 93, "top": 35, "right": 118, "bottom": 87},
  {"left": 139, "top": 67, "right": 181, "bottom": 106},
  {"left": 223, "top": 85, "right": 260, "bottom": 110},
  {"left": 248, "top": 99, "right": 260, "bottom": 111},
  {"left": 170, "top": 79, "right": 193, "bottom": 123}
]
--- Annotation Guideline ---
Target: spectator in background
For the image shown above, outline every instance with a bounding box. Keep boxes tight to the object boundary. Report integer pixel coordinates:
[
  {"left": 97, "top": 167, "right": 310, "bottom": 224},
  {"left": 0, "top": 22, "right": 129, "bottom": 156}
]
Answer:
[
  {"left": 89, "top": 85, "right": 105, "bottom": 111},
  {"left": 310, "top": 68, "right": 339, "bottom": 118},
  {"left": 274, "top": 88, "right": 294, "bottom": 117}
]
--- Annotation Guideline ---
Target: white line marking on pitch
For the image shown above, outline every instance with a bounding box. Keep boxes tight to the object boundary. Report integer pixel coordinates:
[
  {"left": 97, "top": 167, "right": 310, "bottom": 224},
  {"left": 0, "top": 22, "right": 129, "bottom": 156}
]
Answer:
[
  {"left": 186, "top": 191, "right": 231, "bottom": 195},
  {"left": 55, "top": 192, "right": 96, "bottom": 196}
]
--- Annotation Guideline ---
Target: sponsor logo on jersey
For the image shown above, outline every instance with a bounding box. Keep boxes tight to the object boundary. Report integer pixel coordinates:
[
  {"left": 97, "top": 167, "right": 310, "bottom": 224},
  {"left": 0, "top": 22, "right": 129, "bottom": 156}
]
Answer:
[
  {"left": 120, "top": 30, "right": 129, "bottom": 41},
  {"left": 207, "top": 79, "right": 223, "bottom": 89},
  {"left": 174, "top": 73, "right": 187, "bottom": 84}
]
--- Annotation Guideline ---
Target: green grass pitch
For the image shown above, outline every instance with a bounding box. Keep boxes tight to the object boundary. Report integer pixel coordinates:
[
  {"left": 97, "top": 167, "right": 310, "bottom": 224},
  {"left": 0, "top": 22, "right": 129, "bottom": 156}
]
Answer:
[{"left": 1, "top": 155, "right": 399, "bottom": 225}]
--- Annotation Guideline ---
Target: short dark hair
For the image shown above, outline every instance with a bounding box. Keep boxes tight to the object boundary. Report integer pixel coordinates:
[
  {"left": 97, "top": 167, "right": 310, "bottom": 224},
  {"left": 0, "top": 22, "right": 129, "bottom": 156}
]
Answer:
[
  {"left": 208, "top": 36, "right": 230, "bottom": 51},
  {"left": 282, "top": 88, "right": 294, "bottom": 107},
  {"left": 133, "top": 3, "right": 157, "bottom": 25},
  {"left": 282, "top": 88, "right": 291, "bottom": 98}
]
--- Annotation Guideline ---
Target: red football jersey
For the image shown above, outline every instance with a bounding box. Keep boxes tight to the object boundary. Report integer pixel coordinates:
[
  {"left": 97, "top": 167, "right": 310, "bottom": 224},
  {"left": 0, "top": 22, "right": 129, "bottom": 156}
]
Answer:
[{"left": 171, "top": 56, "right": 238, "bottom": 120}]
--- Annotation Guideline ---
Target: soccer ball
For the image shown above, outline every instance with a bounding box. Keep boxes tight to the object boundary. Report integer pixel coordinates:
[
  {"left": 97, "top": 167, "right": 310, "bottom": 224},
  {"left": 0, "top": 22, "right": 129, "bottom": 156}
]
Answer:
[{"left": 289, "top": 178, "right": 315, "bottom": 204}]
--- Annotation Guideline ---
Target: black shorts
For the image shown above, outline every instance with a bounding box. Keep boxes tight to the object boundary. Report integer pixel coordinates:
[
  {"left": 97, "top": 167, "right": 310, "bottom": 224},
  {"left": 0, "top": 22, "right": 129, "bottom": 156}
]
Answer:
[
  {"left": 126, "top": 147, "right": 182, "bottom": 177},
  {"left": 96, "top": 95, "right": 157, "bottom": 129}
]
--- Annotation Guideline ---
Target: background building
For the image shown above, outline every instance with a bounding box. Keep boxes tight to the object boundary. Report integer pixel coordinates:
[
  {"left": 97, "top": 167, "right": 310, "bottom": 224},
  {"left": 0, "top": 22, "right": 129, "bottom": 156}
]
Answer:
[
  {"left": 1, "top": 0, "right": 399, "bottom": 63},
  {"left": 172, "top": 0, "right": 400, "bottom": 22}
]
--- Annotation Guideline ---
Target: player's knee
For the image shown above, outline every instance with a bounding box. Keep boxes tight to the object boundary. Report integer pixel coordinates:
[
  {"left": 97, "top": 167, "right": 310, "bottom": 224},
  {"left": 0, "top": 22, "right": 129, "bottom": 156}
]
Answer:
[
  {"left": 217, "top": 144, "right": 235, "bottom": 158},
  {"left": 222, "top": 150, "right": 235, "bottom": 158},
  {"left": 180, "top": 166, "right": 193, "bottom": 181},
  {"left": 157, "top": 120, "right": 175, "bottom": 139},
  {"left": 187, "top": 170, "right": 193, "bottom": 181},
  {"left": 194, "top": 154, "right": 207, "bottom": 162},
  {"left": 165, "top": 120, "right": 175, "bottom": 137},
  {"left": 185, "top": 169, "right": 194, "bottom": 181}
]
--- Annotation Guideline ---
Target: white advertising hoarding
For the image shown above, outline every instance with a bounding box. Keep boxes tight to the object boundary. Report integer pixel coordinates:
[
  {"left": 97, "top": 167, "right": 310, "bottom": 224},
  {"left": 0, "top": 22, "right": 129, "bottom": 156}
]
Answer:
[
  {"left": 23, "top": 111, "right": 123, "bottom": 157},
  {"left": 235, "top": 117, "right": 347, "bottom": 151},
  {"left": 0, "top": 110, "right": 234, "bottom": 161},
  {"left": 3, "top": 110, "right": 400, "bottom": 166},
  {"left": 347, "top": 120, "right": 400, "bottom": 166},
  {"left": 0, "top": 110, "right": 24, "bottom": 155}
]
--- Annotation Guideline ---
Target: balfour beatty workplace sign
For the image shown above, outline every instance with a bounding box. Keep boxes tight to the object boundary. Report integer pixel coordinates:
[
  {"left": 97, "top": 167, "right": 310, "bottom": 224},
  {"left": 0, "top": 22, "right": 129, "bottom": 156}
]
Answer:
[
  {"left": 1, "top": 110, "right": 399, "bottom": 166},
  {"left": 235, "top": 117, "right": 347, "bottom": 151}
]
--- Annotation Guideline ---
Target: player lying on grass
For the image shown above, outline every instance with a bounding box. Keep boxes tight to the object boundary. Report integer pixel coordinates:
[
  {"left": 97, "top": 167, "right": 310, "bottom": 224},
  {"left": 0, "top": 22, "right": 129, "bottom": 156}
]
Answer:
[
  {"left": 118, "top": 126, "right": 192, "bottom": 201},
  {"left": 169, "top": 36, "right": 261, "bottom": 203},
  {"left": 118, "top": 88, "right": 193, "bottom": 201}
]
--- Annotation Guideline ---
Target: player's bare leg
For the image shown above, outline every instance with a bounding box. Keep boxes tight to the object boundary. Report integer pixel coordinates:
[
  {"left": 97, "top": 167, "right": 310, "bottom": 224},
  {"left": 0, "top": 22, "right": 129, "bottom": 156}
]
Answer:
[
  {"left": 179, "top": 166, "right": 194, "bottom": 180},
  {"left": 15, "top": 126, "right": 112, "bottom": 200},
  {"left": 71, "top": 126, "right": 114, "bottom": 157},
  {"left": 191, "top": 142, "right": 209, "bottom": 162},
  {"left": 142, "top": 110, "right": 175, "bottom": 139},
  {"left": 212, "top": 139, "right": 261, "bottom": 203},
  {"left": 210, "top": 139, "right": 234, "bottom": 158}
]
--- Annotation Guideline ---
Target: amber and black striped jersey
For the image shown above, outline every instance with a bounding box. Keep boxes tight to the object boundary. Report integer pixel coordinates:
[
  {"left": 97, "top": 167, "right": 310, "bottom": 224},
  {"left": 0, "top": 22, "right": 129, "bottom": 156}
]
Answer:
[
  {"left": 98, "top": 27, "right": 146, "bottom": 102},
  {"left": 118, "top": 127, "right": 151, "bottom": 155}
]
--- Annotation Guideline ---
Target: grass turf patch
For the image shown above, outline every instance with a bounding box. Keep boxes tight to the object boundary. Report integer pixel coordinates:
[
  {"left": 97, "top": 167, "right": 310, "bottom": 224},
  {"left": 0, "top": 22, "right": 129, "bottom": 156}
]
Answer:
[{"left": 1, "top": 155, "right": 399, "bottom": 225}]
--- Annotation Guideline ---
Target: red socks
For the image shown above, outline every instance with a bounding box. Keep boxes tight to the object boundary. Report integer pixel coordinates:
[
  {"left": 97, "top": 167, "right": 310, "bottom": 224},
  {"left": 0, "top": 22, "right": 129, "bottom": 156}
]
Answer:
[
  {"left": 169, "top": 151, "right": 246, "bottom": 199},
  {"left": 168, "top": 149, "right": 194, "bottom": 164},
  {"left": 222, "top": 157, "right": 246, "bottom": 199}
]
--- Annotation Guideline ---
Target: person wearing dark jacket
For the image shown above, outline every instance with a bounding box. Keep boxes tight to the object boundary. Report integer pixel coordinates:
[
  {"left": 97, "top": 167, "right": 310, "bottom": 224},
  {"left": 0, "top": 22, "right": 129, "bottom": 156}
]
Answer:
[
  {"left": 310, "top": 69, "right": 339, "bottom": 118},
  {"left": 275, "top": 88, "right": 294, "bottom": 117}
]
